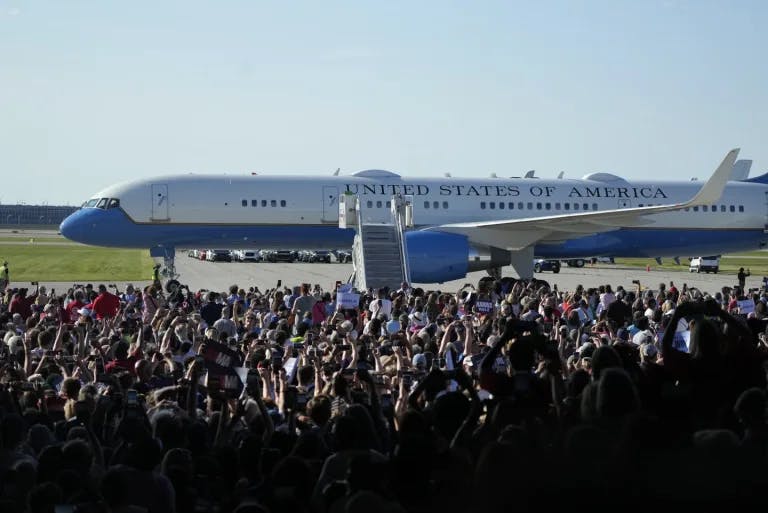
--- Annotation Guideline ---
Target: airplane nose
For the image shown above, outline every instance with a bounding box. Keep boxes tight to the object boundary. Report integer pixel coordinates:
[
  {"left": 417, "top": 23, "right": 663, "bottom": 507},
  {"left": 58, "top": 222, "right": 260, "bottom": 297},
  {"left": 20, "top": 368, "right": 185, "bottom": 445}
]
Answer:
[{"left": 59, "top": 212, "right": 84, "bottom": 243}]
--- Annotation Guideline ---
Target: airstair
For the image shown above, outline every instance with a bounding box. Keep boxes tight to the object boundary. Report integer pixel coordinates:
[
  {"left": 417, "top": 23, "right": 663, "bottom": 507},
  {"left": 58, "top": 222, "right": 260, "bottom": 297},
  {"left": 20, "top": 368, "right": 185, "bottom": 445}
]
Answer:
[{"left": 339, "top": 193, "right": 413, "bottom": 291}]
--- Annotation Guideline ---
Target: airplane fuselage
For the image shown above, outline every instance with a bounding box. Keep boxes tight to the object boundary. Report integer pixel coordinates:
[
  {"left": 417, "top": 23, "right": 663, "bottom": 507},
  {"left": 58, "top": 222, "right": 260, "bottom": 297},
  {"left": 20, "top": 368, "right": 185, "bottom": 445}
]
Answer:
[{"left": 60, "top": 169, "right": 768, "bottom": 260}]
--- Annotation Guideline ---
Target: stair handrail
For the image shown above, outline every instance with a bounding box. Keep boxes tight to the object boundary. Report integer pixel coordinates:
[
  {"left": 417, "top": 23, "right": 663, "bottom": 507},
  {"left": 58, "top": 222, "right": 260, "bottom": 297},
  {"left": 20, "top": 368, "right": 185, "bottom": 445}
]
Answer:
[
  {"left": 353, "top": 196, "right": 367, "bottom": 291},
  {"left": 391, "top": 194, "right": 412, "bottom": 286}
]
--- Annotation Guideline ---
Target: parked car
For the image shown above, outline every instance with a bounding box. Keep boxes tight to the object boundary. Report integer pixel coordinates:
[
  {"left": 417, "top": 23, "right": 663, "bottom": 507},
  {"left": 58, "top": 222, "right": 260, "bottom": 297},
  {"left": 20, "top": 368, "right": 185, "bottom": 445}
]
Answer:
[
  {"left": 310, "top": 250, "right": 333, "bottom": 263},
  {"left": 590, "top": 256, "right": 615, "bottom": 264},
  {"left": 689, "top": 255, "right": 720, "bottom": 273},
  {"left": 259, "top": 249, "right": 276, "bottom": 262},
  {"left": 335, "top": 250, "right": 352, "bottom": 263},
  {"left": 207, "top": 249, "right": 232, "bottom": 262},
  {"left": 263, "top": 249, "right": 297, "bottom": 263},
  {"left": 563, "top": 259, "right": 586, "bottom": 268},
  {"left": 533, "top": 259, "right": 560, "bottom": 273},
  {"left": 240, "top": 250, "right": 260, "bottom": 262},
  {"left": 274, "top": 250, "right": 297, "bottom": 262},
  {"left": 188, "top": 249, "right": 198, "bottom": 258}
]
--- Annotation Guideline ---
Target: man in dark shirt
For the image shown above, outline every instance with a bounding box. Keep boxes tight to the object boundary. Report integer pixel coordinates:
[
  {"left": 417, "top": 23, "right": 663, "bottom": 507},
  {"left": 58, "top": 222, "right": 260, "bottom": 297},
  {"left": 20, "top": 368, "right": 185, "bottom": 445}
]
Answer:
[
  {"left": 200, "top": 292, "right": 224, "bottom": 327},
  {"left": 606, "top": 292, "right": 632, "bottom": 327}
]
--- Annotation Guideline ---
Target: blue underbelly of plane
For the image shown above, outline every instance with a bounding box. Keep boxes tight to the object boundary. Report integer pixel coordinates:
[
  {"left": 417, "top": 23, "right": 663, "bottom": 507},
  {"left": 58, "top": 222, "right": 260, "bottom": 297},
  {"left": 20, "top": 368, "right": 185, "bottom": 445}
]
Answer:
[{"left": 61, "top": 208, "right": 766, "bottom": 258}]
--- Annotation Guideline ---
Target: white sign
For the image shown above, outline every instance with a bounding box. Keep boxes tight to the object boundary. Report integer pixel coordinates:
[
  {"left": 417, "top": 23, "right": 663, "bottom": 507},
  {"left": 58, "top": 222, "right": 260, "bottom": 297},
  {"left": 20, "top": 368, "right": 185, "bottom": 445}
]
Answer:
[{"left": 337, "top": 292, "right": 360, "bottom": 309}]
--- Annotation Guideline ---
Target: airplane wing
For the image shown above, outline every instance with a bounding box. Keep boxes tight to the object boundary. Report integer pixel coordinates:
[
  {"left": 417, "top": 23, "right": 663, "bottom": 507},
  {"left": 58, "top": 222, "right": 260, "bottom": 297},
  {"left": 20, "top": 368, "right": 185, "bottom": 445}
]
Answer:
[{"left": 428, "top": 149, "right": 739, "bottom": 250}]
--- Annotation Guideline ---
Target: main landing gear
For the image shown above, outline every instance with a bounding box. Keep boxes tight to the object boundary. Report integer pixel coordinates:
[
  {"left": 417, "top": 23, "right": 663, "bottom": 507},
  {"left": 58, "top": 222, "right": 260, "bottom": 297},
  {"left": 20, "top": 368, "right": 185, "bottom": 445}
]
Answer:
[{"left": 150, "top": 246, "right": 180, "bottom": 292}]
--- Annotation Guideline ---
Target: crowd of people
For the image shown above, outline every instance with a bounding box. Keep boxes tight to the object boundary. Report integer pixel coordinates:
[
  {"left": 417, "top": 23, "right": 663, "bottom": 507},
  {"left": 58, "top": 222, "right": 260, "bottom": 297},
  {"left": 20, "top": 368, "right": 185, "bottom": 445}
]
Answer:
[{"left": 3, "top": 274, "right": 768, "bottom": 512}]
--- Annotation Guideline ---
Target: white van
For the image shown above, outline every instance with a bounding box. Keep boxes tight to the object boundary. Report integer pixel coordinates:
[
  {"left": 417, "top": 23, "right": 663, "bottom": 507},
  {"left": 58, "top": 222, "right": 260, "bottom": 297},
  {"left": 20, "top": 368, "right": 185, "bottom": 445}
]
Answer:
[{"left": 689, "top": 256, "right": 720, "bottom": 274}]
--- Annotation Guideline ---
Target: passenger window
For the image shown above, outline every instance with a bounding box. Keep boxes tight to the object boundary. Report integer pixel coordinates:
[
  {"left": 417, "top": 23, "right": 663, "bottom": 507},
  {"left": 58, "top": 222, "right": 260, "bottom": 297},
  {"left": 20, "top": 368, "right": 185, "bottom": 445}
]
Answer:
[
  {"left": 425, "top": 201, "right": 431, "bottom": 209},
  {"left": 442, "top": 201, "right": 448, "bottom": 209},
  {"left": 387, "top": 201, "right": 392, "bottom": 208},
  {"left": 684, "top": 207, "right": 689, "bottom": 211},
  {"left": 96, "top": 198, "right": 108, "bottom": 209},
  {"left": 480, "top": 202, "right": 486, "bottom": 209},
  {"left": 536, "top": 202, "right": 542, "bottom": 210},
  {"left": 509, "top": 202, "right": 514, "bottom": 210},
  {"left": 377, "top": 201, "right": 383, "bottom": 208},
  {"left": 545, "top": 203, "right": 551, "bottom": 210},
  {"left": 262, "top": 200, "right": 267, "bottom": 207},
  {"left": 367, "top": 201, "right": 373, "bottom": 208},
  {"left": 583, "top": 203, "right": 589, "bottom": 210},
  {"left": 490, "top": 202, "right": 495, "bottom": 210},
  {"left": 251, "top": 200, "right": 258, "bottom": 207},
  {"left": 592, "top": 203, "right": 598, "bottom": 210},
  {"left": 703, "top": 205, "right": 708, "bottom": 212},
  {"left": 564, "top": 203, "right": 570, "bottom": 211},
  {"left": 693, "top": 206, "right": 699, "bottom": 212},
  {"left": 730, "top": 205, "right": 735, "bottom": 212},
  {"left": 739, "top": 205, "right": 744, "bottom": 212},
  {"left": 107, "top": 199, "right": 120, "bottom": 209},
  {"left": 433, "top": 201, "right": 439, "bottom": 209},
  {"left": 499, "top": 202, "right": 504, "bottom": 210},
  {"left": 241, "top": 200, "right": 248, "bottom": 207},
  {"left": 720, "top": 205, "right": 726, "bottom": 212},
  {"left": 555, "top": 203, "right": 560, "bottom": 210},
  {"left": 527, "top": 202, "right": 533, "bottom": 210},
  {"left": 280, "top": 200, "right": 286, "bottom": 207},
  {"left": 574, "top": 203, "right": 580, "bottom": 210}
]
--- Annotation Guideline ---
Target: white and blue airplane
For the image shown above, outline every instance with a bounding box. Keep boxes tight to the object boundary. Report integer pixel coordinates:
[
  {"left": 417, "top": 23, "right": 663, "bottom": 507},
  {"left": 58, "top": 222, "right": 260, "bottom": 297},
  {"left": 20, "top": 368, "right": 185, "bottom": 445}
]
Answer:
[{"left": 59, "top": 149, "right": 768, "bottom": 282}]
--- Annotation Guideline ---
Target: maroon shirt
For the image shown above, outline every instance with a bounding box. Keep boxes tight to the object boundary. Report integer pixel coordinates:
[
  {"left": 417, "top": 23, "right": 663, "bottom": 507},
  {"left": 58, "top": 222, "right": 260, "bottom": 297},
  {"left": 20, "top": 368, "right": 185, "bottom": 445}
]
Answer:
[{"left": 92, "top": 291, "right": 120, "bottom": 319}]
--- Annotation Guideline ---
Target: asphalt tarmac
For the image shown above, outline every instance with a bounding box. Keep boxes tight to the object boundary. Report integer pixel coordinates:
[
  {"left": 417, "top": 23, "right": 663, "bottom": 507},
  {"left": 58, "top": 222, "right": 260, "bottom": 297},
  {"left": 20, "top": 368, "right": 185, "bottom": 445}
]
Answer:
[
  {"left": 156, "top": 256, "right": 756, "bottom": 295},
  {"left": 4, "top": 247, "right": 760, "bottom": 295}
]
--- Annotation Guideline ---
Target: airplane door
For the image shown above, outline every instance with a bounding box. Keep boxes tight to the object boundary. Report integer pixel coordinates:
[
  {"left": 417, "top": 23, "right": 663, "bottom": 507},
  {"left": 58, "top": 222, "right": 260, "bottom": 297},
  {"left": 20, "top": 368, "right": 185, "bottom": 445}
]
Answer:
[
  {"left": 322, "top": 186, "right": 339, "bottom": 223},
  {"left": 151, "top": 184, "right": 169, "bottom": 221},
  {"left": 618, "top": 199, "right": 631, "bottom": 209}
]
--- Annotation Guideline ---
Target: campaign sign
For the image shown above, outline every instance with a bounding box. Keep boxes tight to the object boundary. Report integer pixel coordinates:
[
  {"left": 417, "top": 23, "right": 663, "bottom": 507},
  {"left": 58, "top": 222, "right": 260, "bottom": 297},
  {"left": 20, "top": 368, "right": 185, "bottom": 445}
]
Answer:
[
  {"left": 200, "top": 341, "right": 244, "bottom": 398},
  {"left": 738, "top": 299, "right": 755, "bottom": 315},
  {"left": 475, "top": 300, "right": 494, "bottom": 314},
  {"left": 337, "top": 292, "right": 361, "bottom": 309}
]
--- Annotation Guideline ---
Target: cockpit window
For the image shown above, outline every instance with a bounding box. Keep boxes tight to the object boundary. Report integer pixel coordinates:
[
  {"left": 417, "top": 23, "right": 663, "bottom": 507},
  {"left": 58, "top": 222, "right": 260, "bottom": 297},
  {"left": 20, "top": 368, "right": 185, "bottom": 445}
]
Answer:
[
  {"left": 96, "top": 198, "right": 108, "bottom": 209},
  {"left": 107, "top": 198, "right": 120, "bottom": 209},
  {"left": 85, "top": 199, "right": 99, "bottom": 208}
]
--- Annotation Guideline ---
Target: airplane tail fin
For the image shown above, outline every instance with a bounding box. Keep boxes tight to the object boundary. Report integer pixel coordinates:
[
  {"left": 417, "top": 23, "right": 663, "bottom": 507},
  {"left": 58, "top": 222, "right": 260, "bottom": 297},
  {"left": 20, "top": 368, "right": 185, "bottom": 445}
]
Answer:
[{"left": 731, "top": 159, "right": 752, "bottom": 181}]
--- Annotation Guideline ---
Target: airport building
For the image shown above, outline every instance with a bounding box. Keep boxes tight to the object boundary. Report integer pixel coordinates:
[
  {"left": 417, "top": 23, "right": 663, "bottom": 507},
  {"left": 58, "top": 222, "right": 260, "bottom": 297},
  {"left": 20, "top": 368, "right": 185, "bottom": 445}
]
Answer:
[{"left": 0, "top": 204, "right": 78, "bottom": 227}]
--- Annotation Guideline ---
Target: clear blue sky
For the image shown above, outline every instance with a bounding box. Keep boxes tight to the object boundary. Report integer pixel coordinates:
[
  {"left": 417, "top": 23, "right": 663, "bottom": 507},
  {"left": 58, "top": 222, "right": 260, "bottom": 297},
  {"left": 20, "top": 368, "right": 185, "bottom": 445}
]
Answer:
[{"left": 1, "top": 0, "right": 766, "bottom": 204}]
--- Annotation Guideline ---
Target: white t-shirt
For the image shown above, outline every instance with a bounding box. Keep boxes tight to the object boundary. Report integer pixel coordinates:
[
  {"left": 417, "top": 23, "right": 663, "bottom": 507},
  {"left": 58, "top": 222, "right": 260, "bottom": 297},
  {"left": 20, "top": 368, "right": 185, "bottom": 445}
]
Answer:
[{"left": 369, "top": 298, "right": 392, "bottom": 320}]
